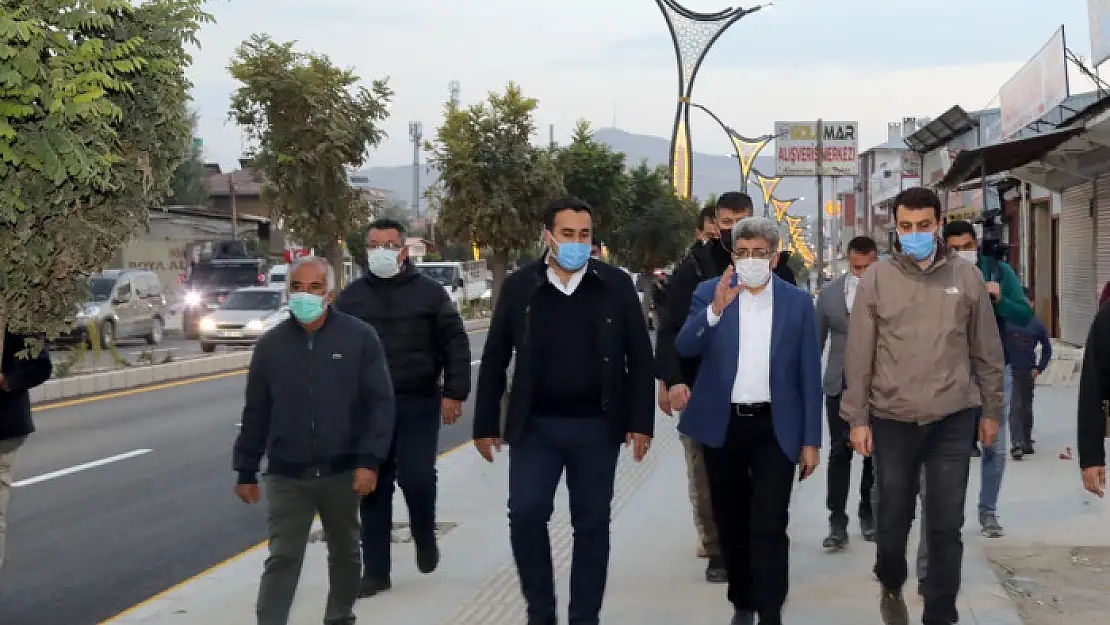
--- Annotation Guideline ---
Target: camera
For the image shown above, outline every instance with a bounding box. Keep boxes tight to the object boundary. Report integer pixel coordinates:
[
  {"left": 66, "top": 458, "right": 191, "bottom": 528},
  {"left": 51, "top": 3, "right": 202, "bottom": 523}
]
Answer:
[{"left": 978, "top": 209, "right": 1009, "bottom": 262}]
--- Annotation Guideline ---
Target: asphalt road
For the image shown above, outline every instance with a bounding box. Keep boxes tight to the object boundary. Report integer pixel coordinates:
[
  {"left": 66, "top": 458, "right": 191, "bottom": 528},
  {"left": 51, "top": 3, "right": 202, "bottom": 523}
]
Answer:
[{"left": 1, "top": 331, "right": 488, "bottom": 625}]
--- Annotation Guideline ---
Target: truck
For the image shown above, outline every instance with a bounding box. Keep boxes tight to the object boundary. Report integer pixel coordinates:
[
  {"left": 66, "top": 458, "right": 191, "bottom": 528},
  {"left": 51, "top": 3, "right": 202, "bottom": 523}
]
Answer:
[
  {"left": 415, "top": 260, "right": 486, "bottom": 309},
  {"left": 180, "top": 240, "right": 268, "bottom": 338}
]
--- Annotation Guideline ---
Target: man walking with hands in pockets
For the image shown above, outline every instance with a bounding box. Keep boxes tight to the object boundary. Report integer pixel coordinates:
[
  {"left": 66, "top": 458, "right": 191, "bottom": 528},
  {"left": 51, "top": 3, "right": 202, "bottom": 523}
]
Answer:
[{"left": 233, "top": 256, "right": 396, "bottom": 625}]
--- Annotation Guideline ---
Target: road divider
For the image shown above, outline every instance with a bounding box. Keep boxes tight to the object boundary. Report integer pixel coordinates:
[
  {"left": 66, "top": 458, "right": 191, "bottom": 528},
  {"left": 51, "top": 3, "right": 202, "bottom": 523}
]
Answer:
[
  {"left": 29, "top": 319, "right": 489, "bottom": 406},
  {"left": 30, "top": 351, "right": 253, "bottom": 405}
]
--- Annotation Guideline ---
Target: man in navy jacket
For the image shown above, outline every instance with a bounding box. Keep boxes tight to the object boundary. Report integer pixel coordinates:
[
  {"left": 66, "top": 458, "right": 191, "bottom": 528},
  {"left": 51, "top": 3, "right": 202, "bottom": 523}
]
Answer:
[{"left": 676, "top": 216, "right": 823, "bottom": 625}]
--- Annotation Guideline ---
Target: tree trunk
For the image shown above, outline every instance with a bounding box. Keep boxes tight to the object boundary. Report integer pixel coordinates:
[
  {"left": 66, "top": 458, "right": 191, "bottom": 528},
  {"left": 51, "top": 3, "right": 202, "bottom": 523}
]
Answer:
[
  {"left": 323, "top": 240, "right": 344, "bottom": 289},
  {"left": 0, "top": 313, "right": 6, "bottom": 359},
  {"left": 490, "top": 250, "right": 510, "bottom": 311}
]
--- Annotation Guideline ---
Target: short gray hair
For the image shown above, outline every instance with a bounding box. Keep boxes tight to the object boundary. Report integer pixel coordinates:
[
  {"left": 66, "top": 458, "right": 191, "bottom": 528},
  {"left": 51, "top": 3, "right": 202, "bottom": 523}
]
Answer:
[
  {"left": 286, "top": 256, "right": 337, "bottom": 294},
  {"left": 732, "top": 216, "right": 781, "bottom": 251}
]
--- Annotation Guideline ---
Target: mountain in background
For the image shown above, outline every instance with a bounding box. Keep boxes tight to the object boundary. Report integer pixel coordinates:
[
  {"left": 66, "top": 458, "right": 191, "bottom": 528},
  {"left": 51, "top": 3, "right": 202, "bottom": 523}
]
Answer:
[{"left": 355, "top": 128, "right": 823, "bottom": 218}]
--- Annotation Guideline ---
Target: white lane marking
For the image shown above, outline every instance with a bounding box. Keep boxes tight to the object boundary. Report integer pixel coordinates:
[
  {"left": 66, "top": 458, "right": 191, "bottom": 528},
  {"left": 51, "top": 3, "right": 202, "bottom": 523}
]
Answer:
[
  {"left": 471, "top": 360, "right": 480, "bottom": 366},
  {"left": 13, "top": 449, "right": 153, "bottom": 488}
]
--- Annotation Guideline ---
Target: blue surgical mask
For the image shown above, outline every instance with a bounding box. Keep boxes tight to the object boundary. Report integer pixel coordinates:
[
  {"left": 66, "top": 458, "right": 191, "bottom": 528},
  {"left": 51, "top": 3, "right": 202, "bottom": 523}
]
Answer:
[
  {"left": 552, "top": 239, "right": 591, "bottom": 272},
  {"left": 366, "top": 247, "right": 400, "bottom": 279},
  {"left": 288, "top": 292, "right": 326, "bottom": 324},
  {"left": 898, "top": 231, "right": 937, "bottom": 261}
]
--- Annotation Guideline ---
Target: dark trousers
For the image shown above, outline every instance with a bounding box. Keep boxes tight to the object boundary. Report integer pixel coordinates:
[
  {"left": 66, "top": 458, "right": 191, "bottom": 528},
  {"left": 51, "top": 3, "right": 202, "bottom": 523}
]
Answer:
[
  {"left": 360, "top": 395, "right": 440, "bottom": 578},
  {"left": 1008, "top": 367, "right": 1036, "bottom": 445},
  {"left": 257, "top": 473, "right": 361, "bottom": 625},
  {"left": 825, "top": 393, "right": 874, "bottom": 527},
  {"left": 508, "top": 416, "right": 620, "bottom": 625},
  {"left": 872, "top": 409, "right": 975, "bottom": 625},
  {"left": 703, "top": 405, "right": 796, "bottom": 618}
]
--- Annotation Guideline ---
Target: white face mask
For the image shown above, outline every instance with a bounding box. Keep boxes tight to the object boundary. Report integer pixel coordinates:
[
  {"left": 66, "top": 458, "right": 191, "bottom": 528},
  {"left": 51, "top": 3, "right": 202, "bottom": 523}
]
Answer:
[
  {"left": 366, "top": 247, "right": 401, "bottom": 279},
  {"left": 846, "top": 273, "right": 860, "bottom": 288},
  {"left": 955, "top": 250, "right": 978, "bottom": 264},
  {"left": 734, "top": 258, "right": 771, "bottom": 288}
]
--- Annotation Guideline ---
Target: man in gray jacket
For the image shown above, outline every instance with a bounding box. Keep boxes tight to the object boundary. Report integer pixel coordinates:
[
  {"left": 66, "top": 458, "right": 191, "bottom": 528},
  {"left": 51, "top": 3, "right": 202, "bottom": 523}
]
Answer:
[
  {"left": 233, "top": 256, "right": 396, "bottom": 625},
  {"left": 816, "top": 236, "right": 878, "bottom": 552}
]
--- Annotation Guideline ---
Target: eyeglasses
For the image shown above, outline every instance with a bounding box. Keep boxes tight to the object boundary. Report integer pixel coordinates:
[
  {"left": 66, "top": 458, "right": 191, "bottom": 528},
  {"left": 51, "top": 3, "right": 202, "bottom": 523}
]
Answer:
[
  {"left": 367, "top": 243, "right": 403, "bottom": 252},
  {"left": 734, "top": 249, "right": 774, "bottom": 260}
]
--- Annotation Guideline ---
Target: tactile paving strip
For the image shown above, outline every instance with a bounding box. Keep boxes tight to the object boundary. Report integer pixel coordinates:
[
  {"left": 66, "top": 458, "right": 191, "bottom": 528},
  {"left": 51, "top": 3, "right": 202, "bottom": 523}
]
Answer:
[{"left": 443, "top": 416, "right": 679, "bottom": 624}]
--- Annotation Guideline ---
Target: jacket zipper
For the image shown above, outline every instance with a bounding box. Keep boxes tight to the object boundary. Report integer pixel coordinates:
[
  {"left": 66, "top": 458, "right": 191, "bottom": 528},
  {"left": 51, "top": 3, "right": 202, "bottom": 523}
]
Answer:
[{"left": 308, "top": 334, "right": 318, "bottom": 476}]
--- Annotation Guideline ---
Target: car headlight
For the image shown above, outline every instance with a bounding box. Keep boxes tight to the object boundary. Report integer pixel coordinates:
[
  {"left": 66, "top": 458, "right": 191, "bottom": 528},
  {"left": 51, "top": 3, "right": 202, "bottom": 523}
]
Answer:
[
  {"left": 184, "top": 291, "right": 202, "bottom": 306},
  {"left": 199, "top": 317, "right": 216, "bottom": 332},
  {"left": 246, "top": 319, "right": 265, "bottom": 331}
]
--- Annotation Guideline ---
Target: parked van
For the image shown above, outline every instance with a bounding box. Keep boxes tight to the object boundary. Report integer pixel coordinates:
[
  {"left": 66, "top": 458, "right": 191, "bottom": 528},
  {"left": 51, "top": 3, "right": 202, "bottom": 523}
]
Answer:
[{"left": 71, "top": 269, "right": 169, "bottom": 347}]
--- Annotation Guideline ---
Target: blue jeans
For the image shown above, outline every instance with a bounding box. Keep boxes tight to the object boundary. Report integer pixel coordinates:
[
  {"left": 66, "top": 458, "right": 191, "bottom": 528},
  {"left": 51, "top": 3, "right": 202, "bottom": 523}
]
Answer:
[
  {"left": 978, "top": 365, "right": 1011, "bottom": 514},
  {"left": 508, "top": 417, "right": 620, "bottom": 625},
  {"left": 360, "top": 395, "right": 441, "bottom": 578}
]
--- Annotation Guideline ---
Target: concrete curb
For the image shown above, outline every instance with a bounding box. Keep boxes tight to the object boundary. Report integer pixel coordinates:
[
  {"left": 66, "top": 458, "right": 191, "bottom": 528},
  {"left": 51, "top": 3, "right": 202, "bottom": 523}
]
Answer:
[
  {"left": 30, "top": 351, "right": 252, "bottom": 405},
  {"left": 463, "top": 318, "right": 490, "bottom": 332}
]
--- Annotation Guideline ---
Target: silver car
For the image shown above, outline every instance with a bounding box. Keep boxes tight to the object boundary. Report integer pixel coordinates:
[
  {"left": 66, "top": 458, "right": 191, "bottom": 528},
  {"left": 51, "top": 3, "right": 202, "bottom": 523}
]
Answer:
[{"left": 198, "top": 286, "right": 288, "bottom": 353}]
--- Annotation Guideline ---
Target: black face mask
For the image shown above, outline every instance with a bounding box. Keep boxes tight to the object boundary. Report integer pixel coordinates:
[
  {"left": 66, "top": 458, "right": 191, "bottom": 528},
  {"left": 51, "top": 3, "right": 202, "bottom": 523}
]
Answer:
[
  {"left": 710, "top": 235, "right": 732, "bottom": 271},
  {"left": 718, "top": 228, "right": 733, "bottom": 253}
]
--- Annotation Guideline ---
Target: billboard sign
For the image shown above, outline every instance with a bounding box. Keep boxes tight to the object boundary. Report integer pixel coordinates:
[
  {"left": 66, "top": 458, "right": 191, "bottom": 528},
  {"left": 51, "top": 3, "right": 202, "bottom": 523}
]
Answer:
[
  {"left": 774, "top": 121, "right": 859, "bottom": 177},
  {"left": 999, "top": 26, "right": 1069, "bottom": 139},
  {"left": 1090, "top": 0, "right": 1110, "bottom": 68}
]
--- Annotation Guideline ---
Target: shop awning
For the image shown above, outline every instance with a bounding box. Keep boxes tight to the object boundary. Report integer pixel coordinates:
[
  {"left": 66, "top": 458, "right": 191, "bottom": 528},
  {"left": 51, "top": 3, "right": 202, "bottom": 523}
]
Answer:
[{"left": 937, "top": 127, "right": 1085, "bottom": 189}]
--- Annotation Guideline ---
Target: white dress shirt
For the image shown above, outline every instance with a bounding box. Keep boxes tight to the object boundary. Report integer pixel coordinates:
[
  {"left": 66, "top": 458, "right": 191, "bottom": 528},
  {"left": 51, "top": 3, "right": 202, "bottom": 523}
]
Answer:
[
  {"left": 706, "top": 285, "right": 774, "bottom": 403},
  {"left": 844, "top": 275, "right": 858, "bottom": 312},
  {"left": 545, "top": 257, "right": 587, "bottom": 296}
]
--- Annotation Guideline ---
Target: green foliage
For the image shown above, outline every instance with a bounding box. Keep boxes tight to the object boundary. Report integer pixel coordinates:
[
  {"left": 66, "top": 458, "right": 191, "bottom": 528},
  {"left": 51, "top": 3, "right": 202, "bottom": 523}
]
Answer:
[
  {"left": 554, "top": 119, "right": 629, "bottom": 241},
  {"left": 228, "top": 34, "right": 393, "bottom": 277},
  {"left": 168, "top": 111, "right": 210, "bottom": 205},
  {"left": 608, "top": 163, "right": 696, "bottom": 273},
  {"left": 701, "top": 194, "right": 718, "bottom": 213},
  {"left": 786, "top": 252, "right": 810, "bottom": 284},
  {"left": 426, "top": 82, "right": 564, "bottom": 302},
  {"left": 0, "top": 0, "right": 212, "bottom": 349}
]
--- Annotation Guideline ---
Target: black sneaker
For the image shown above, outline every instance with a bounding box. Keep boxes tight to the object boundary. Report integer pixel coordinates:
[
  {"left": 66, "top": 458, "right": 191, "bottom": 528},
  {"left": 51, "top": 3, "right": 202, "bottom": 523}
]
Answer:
[
  {"left": 705, "top": 555, "right": 727, "bottom": 583},
  {"left": 526, "top": 617, "right": 557, "bottom": 625},
  {"left": 415, "top": 540, "right": 440, "bottom": 574},
  {"left": 879, "top": 590, "right": 910, "bottom": 625},
  {"left": 1024, "top": 442, "right": 1035, "bottom": 455},
  {"left": 822, "top": 524, "right": 849, "bottom": 551},
  {"left": 1011, "top": 444, "right": 1025, "bottom": 461},
  {"left": 860, "top": 516, "right": 876, "bottom": 542},
  {"left": 357, "top": 575, "right": 391, "bottom": 598}
]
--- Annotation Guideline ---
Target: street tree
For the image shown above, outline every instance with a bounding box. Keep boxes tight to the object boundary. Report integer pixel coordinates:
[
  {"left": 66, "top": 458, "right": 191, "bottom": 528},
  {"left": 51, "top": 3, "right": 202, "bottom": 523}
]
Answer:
[
  {"left": 168, "top": 111, "right": 211, "bottom": 205},
  {"left": 426, "top": 82, "right": 564, "bottom": 305},
  {"left": 0, "top": 0, "right": 211, "bottom": 354},
  {"left": 228, "top": 34, "right": 392, "bottom": 279},
  {"left": 608, "top": 163, "right": 696, "bottom": 318},
  {"left": 555, "top": 119, "right": 629, "bottom": 242}
]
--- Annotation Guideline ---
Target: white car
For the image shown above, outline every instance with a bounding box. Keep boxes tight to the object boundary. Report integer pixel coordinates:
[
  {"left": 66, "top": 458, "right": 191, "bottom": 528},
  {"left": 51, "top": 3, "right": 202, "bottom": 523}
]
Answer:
[{"left": 198, "top": 286, "right": 288, "bottom": 353}]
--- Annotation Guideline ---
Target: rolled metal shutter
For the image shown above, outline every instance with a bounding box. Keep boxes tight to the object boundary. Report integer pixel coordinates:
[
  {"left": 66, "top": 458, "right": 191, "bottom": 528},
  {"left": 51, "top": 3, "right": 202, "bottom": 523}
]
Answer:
[
  {"left": 1099, "top": 177, "right": 1110, "bottom": 296},
  {"left": 1058, "top": 181, "right": 1096, "bottom": 345}
]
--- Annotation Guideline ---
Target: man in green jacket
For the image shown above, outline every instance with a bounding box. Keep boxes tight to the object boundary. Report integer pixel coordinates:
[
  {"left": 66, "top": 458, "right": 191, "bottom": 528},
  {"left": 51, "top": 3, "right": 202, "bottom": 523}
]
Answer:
[{"left": 943, "top": 220, "right": 1033, "bottom": 539}]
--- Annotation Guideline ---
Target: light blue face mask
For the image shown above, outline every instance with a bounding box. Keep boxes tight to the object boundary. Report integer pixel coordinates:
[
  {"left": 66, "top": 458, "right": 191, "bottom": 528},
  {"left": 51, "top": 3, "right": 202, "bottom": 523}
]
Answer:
[
  {"left": 551, "top": 240, "right": 591, "bottom": 272},
  {"left": 366, "top": 247, "right": 400, "bottom": 279},
  {"left": 898, "top": 231, "right": 936, "bottom": 261},
  {"left": 288, "top": 292, "right": 326, "bottom": 323}
]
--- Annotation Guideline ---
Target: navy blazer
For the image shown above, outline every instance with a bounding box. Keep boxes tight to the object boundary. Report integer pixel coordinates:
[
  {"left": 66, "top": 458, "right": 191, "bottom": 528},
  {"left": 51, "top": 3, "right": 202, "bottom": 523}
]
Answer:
[{"left": 674, "top": 274, "right": 823, "bottom": 463}]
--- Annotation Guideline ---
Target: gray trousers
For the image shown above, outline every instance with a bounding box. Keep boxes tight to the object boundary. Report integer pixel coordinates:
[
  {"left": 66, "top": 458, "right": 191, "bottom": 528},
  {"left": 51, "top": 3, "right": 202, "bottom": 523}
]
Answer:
[
  {"left": 0, "top": 437, "right": 26, "bottom": 577},
  {"left": 680, "top": 434, "right": 720, "bottom": 556},
  {"left": 257, "top": 472, "right": 362, "bottom": 625}
]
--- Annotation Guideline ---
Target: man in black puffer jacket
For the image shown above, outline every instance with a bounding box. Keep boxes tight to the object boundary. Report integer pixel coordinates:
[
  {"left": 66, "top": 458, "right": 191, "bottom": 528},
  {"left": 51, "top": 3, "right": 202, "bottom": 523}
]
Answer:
[
  {"left": 335, "top": 218, "right": 472, "bottom": 598},
  {"left": 1, "top": 330, "right": 52, "bottom": 575}
]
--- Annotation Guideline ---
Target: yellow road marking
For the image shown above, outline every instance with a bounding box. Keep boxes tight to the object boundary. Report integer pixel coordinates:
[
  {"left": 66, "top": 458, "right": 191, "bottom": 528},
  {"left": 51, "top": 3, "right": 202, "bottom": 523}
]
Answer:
[
  {"left": 35, "top": 328, "right": 487, "bottom": 413},
  {"left": 33, "top": 370, "right": 248, "bottom": 412},
  {"left": 97, "top": 440, "right": 472, "bottom": 624}
]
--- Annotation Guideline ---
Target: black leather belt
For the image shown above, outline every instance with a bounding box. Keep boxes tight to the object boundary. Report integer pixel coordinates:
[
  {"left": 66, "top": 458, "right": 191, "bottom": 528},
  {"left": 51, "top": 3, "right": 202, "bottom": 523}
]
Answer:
[{"left": 732, "top": 402, "right": 771, "bottom": 417}]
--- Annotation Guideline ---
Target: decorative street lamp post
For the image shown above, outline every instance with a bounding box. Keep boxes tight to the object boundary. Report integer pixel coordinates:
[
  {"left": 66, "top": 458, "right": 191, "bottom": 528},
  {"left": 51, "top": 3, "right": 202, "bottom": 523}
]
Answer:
[{"left": 655, "top": 0, "right": 768, "bottom": 199}]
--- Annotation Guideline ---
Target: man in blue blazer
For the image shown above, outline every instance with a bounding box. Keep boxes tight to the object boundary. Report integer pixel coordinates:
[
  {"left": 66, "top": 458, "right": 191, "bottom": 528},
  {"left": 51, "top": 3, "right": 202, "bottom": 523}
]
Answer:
[{"left": 675, "top": 216, "right": 823, "bottom": 625}]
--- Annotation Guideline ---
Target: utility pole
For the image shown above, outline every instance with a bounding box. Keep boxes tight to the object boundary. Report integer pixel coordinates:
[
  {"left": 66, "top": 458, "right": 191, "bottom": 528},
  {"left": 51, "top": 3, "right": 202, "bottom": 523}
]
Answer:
[
  {"left": 549, "top": 124, "right": 555, "bottom": 150},
  {"left": 815, "top": 119, "right": 825, "bottom": 285},
  {"left": 228, "top": 173, "right": 239, "bottom": 239},
  {"left": 448, "top": 80, "right": 460, "bottom": 108},
  {"left": 409, "top": 121, "right": 423, "bottom": 227}
]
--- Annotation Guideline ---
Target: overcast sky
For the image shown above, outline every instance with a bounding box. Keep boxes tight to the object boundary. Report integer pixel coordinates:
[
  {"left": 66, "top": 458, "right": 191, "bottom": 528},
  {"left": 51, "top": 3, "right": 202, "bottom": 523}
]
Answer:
[{"left": 188, "top": 0, "right": 1098, "bottom": 171}]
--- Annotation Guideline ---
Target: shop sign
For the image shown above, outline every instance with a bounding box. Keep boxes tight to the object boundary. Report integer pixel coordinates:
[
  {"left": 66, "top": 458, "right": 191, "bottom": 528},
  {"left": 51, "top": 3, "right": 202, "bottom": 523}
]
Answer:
[
  {"left": 999, "top": 26, "right": 1069, "bottom": 139},
  {"left": 774, "top": 121, "right": 859, "bottom": 176}
]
